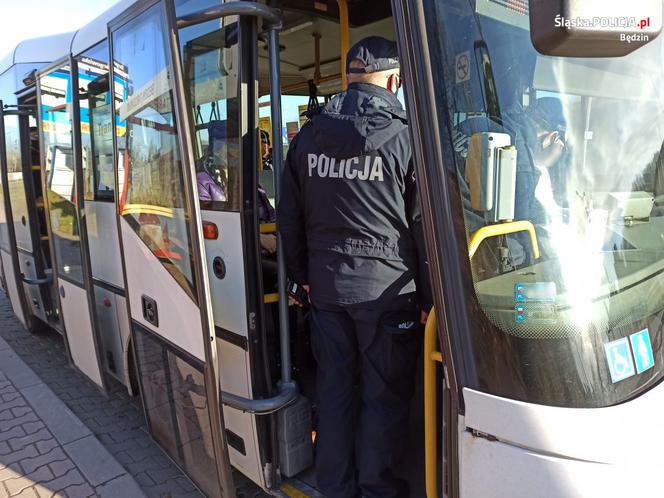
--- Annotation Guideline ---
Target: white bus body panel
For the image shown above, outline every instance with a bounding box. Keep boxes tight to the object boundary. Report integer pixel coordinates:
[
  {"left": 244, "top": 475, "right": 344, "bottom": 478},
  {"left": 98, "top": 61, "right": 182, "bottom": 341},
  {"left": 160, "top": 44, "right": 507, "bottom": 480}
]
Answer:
[
  {"left": 1, "top": 249, "right": 25, "bottom": 327},
  {"left": 0, "top": 32, "right": 74, "bottom": 76},
  {"left": 70, "top": 0, "right": 138, "bottom": 56},
  {"left": 460, "top": 387, "right": 664, "bottom": 497},
  {"left": 86, "top": 202, "right": 132, "bottom": 391},
  {"left": 94, "top": 285, "right": 131, "bottom": 387},
  {"left": 86, "top": 201, "right": 124, "bottom": 288},
  {"left": 120, "top": 220, "right": 204, "bottom": 361},
  {"left": 58, "top": 278, "right": 103, "bottom": 388},
  {"left": 203, "top": 209, "right": 264, "bottom": 488},
  {"left": 202, "top": 211, "right": 248, "bottom": 337},
  {"left": 217, "top": 339, "right": 263, "bottom": 486}
]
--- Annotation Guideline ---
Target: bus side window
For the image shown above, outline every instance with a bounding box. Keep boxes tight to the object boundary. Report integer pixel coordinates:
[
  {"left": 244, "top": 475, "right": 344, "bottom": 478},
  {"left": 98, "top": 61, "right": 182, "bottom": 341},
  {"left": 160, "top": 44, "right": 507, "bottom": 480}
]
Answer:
[
  {"left": 181, "top": 21, "right": 241, "bottom": 213},
  {"left": 77, "top": 41, "right": 115, "bottom": 203}
]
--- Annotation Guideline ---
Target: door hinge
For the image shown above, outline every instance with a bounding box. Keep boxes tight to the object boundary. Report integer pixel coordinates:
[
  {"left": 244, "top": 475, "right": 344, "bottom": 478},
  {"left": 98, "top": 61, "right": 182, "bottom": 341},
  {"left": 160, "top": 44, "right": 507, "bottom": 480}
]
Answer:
[{"left": 468, "top": 428, "right": 498, "bottom": 442}]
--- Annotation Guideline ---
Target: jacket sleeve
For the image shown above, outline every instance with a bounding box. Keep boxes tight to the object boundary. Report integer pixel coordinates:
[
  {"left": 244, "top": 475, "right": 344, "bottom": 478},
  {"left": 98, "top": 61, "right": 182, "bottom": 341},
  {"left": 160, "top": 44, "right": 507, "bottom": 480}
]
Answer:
[
  {"left": 277, "top": 137, "right": 309, "bottom": 285},
  {"left": 406, "top": 160, "right": 433, "bottom": 311}
]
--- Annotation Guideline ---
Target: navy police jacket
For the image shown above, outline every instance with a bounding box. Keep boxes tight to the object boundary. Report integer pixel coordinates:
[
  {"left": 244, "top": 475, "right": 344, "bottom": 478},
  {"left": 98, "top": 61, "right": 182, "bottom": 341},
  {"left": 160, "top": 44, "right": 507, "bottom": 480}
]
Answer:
[{"left": 278, "top": 82, "right": 431, "bottom": 310}]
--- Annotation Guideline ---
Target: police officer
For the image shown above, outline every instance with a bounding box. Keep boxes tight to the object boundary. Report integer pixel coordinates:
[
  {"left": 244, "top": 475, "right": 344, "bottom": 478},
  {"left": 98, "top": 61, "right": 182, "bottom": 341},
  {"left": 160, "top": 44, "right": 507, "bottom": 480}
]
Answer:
[{"left": 278, "top": 36, "right": 430, "bottom": 498}]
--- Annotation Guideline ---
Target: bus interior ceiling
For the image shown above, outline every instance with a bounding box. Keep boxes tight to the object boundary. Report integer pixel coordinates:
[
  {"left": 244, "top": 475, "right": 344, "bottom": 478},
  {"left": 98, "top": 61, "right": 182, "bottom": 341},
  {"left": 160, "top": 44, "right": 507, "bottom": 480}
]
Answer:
[{"left": 258, "top": 0, "right": 395, "bottom": 97}]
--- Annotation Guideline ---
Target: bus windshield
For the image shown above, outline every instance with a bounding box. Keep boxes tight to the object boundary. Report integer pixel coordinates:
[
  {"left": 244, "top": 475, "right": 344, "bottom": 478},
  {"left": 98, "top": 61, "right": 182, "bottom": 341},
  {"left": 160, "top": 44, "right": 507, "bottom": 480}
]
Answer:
[{"left": 423, "top": 0, "right": 664, "bottom": 407}]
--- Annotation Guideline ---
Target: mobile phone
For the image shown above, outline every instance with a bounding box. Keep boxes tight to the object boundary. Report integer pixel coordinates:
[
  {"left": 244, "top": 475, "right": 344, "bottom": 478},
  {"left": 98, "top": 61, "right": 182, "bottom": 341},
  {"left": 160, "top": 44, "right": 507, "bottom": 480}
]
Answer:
[{"left": 286, "top": 278, "right": 309, "bottom": 306}]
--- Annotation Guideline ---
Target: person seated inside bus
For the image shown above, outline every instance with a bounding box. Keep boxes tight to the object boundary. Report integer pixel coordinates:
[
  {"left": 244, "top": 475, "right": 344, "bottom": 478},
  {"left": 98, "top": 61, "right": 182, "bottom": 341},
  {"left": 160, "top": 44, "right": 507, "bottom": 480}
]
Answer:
[
  {"left": 452, "top": 98, "right": 568, "bottom": 272},
  {"left": 196, "top": 120, "right": 279, "bottom": 288},
  {"left": 197, "top": 120, "right": 228, "bottom": 202},
  {"left": 260, "top": 129, "right": 274, "bottom": 171},
  {"left": 504, "top": 97, "right": 568, "bottom": 265},
  {"left": 506, "top": 98, "right": 567, "bottom": 223}
]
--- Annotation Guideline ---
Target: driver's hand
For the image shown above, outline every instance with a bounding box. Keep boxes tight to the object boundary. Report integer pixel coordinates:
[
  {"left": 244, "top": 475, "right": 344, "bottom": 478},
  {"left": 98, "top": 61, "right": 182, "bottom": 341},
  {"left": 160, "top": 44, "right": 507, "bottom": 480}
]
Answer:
[
  {"left": 289, "top": 285, "right": 311, "bottom": 308},
  {"left": 260, "top": 234, "right": 277, "bottom": 254}
]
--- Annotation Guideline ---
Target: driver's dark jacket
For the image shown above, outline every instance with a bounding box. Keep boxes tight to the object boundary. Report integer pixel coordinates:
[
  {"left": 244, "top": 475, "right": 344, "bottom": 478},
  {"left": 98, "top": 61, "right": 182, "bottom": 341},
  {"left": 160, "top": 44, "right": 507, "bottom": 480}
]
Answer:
[
  {"left": 278, "top": 82, "right": 431, "bottom": 310},
  {"left": 503, "top": 111, "right": 545, "bottom": 224}
]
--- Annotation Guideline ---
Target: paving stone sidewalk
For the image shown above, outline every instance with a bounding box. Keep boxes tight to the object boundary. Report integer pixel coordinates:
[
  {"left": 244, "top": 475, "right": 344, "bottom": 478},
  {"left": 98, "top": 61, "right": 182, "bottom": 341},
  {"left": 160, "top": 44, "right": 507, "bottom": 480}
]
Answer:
[
  {"left": 0, "top": 295, "right": 203, "bottom": 498},
  {"left": 0, "top": 335, "right": 145, "bottom": 498},
  {"left": 0, "top": 295, "right": 268, "bottom": 498}
]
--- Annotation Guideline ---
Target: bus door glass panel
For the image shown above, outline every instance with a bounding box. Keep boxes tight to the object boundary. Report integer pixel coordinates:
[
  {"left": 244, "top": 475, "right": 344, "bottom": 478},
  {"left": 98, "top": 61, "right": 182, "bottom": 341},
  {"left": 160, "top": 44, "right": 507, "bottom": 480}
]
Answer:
[
  {"left": 181, "top": 17, "right": 266, "bottom": 486},
  {"left": 40, "top": 65, "right": 104, "bottom": 388},
  {"left": 4, "top": 112, "right": 46, "bottom": 322},
  {"left": 27, "top": 108, "right": 58, "bottom": 327},
  {"left": 111, "top": 4, "right": 226, "bottom": 495},
  {"left": 25, "top": 111, "right": 52, "bottom": 269},
  {"left": 5, "top": 115, "right": 32, "bottom": 253},
  {"left": 421, "top": 0, "right": 664, "bottom": 408},
  {"left": 76, "top": 41, "right": 132, "bottom": 389},
  {"left": 0, "top": 107, "right": 27, "bottom": 327},
  {"left": 0, "top": 161, "right": 9, "bottom": 249}
]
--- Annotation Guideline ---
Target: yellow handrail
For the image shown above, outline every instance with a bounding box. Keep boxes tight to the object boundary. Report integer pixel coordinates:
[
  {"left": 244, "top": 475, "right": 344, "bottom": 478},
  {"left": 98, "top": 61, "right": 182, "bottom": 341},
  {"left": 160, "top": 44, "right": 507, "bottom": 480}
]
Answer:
[
  {"left": 263, "top": 293, "right": 279, "bottom": 304},
  {"left": 337, "top": 0, "right": 350, "bottom": 90},
  {"left": 468, "top": 220, "right": 540, "bottom": 260},
  {"left": 260, "top": 222, "right": 276, "bottom": 234},
  {"left": 424, "top": 307, "right": 441, "bottom": 498},
  {"left": 121, "top": 203, "right": 174, "bottom": 218}
]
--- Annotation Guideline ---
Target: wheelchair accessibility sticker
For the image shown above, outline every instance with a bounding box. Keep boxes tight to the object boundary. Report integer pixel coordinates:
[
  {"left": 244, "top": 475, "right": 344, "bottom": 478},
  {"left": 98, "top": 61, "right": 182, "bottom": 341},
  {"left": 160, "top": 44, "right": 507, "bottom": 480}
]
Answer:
[
  {"left": 630, "top": 329, "right": 654, "bottom": 374},
  {"left": 604, "top": 338, "right": 635, "bottom": 383}
]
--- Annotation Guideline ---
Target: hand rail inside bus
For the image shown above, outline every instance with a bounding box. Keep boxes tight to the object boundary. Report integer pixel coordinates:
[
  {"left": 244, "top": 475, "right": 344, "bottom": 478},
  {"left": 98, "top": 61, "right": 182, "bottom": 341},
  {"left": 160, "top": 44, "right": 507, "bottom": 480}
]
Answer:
[
  {"left": 424, "top": 307, "right": 442, "bottom": 498},
  {"left": 221, "top": 382, "right": 299, "bottom": 414},
  {"left": 468, "top": 220, "right": 540, "bottom": 260},
  {"left": 176, "top": 1, "right": 282, "bottom": 30},
  {"left": 21, "top": 274, "right": 53, "bottom": 285}
]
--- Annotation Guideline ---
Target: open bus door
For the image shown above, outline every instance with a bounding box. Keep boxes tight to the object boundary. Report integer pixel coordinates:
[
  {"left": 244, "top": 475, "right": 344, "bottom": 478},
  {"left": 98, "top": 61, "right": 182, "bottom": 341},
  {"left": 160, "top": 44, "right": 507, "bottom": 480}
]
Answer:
[
  {"left": 108, "top": 1, "right": 235, "bottom": 495},
  {"left": 0, "top": 89, "right": 63, "bottom": 335},
  {"left": 72, "top": 43, "right": 135, "bottom": 395},
  {"left": 177, "top": 2, "right": 306, "bottom": 488},
  {"left": 37, "top": 61, "right": 108, "bottom": 390},
  {"left": 0, "top": 103, "right": 31, "bottom": 329}
]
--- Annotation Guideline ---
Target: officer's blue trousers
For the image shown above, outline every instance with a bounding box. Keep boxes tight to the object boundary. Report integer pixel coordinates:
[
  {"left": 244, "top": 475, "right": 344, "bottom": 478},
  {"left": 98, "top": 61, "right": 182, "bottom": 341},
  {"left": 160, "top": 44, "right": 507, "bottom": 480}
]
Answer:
[{"left": 310, "top": 298, "right": 422, "bottom": 498}]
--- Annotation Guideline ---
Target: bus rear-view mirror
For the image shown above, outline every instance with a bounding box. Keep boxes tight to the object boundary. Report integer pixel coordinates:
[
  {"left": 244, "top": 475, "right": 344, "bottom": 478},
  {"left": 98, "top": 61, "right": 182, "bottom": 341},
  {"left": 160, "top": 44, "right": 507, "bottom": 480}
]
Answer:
[{"left": 529, "top": 0, "right": 662, "bottom": 57}]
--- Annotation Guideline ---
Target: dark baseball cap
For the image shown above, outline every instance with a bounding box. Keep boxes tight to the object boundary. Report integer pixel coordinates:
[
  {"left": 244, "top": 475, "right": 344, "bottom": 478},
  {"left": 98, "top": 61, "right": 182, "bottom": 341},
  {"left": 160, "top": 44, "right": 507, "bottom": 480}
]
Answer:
[
  {"left": 346, "top": 36, "right": 400, "bottom": 74},
  {"left": 529, "top": 97, "right": 566, "bottom": 137},
  {"left": 260, "top": 129, "right": 270, "bottom": 146}
]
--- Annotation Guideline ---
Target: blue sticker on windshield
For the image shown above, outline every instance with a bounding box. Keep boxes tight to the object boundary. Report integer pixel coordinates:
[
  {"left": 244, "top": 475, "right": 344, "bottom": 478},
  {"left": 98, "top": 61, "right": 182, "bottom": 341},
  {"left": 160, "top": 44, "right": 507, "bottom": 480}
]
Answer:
[
  {"left": 630, "top": 329, "right": 654, "bottom": 374},
  {"left": 604, "top": 338, "right": 636, "bottom": 383},
  {"left": 515, "top": 304, "right": 525, "bottom": 322},
  {"left": 515, "top": 283, "right": 526, "bottom": 303},
  {"left": 514, "top": 282, "right": 557, "bottom": 324}
]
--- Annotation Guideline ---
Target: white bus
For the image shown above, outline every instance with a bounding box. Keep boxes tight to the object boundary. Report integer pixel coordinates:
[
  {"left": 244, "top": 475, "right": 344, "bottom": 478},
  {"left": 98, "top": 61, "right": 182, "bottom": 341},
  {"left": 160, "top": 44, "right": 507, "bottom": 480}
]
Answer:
[{"left": 0, "top": 0, "right": 663, "bottom": 497}]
